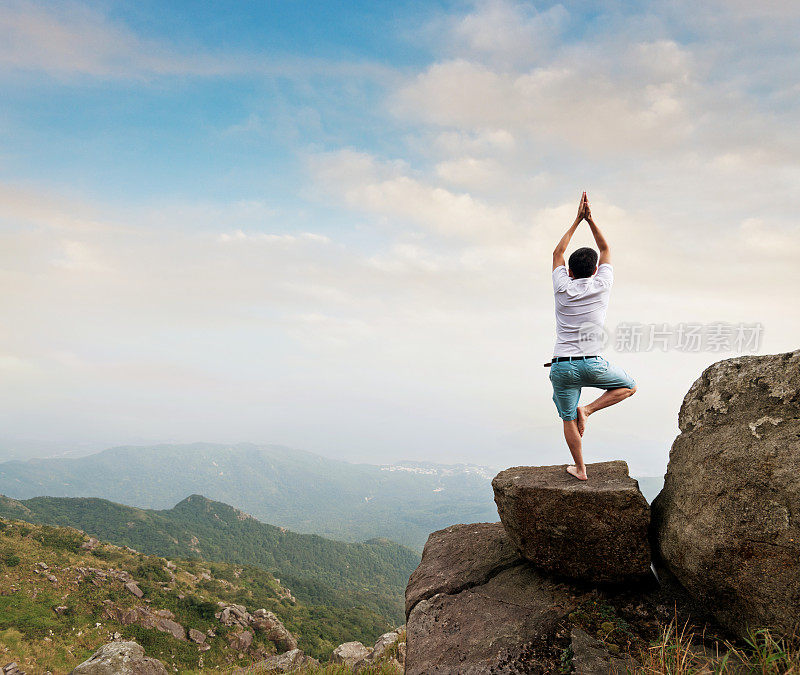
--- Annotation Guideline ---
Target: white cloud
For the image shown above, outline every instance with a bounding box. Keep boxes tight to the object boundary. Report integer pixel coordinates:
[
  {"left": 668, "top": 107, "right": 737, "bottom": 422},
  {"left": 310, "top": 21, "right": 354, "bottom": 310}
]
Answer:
[{"left": 309, "top": 149, "right": 521, "bottom": 242}]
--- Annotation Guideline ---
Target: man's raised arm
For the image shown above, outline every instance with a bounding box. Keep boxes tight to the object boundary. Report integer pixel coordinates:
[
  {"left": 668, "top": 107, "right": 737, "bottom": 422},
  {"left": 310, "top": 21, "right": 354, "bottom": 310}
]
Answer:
[
  {"left": 553, "top": 192, "right": 586, "bottom": 271},
  {"left": 583, "top": 196, "right": 611, "bottom": 265}
]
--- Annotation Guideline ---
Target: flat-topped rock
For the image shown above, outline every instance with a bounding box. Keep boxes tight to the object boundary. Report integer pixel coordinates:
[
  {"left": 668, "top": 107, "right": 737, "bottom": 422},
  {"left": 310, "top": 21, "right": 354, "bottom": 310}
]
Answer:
[{"left": 492, "top": 461, "right": 651, "bottom": 583}]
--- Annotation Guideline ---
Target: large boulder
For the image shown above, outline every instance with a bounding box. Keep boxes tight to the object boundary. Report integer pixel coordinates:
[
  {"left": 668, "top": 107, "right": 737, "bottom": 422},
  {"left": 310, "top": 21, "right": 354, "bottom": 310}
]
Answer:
[
  {"left": 405, "top": 522, "right": 582, "bottom": 674},
  {"left": 70, "top": 641, "right": 167, "bottom": 675},
  {"left": 651, "top": 350, "right": 800, "bottom": 638},
  {"left": 492, "top": 461, "right": 651, "bottom": 582}
]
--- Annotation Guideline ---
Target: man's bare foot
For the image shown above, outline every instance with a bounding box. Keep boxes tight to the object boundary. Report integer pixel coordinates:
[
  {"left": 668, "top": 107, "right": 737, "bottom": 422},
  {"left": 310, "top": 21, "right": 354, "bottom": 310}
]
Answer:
[
  {"left": 576, "top": 407, "right": 588, "bottom": 436},
  {"left": 567, "top": 464, "right": 588, "bottom": 480}
]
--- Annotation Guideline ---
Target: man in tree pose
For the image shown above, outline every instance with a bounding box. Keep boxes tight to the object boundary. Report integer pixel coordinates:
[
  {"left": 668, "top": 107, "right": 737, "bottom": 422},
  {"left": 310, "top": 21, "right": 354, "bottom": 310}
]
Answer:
[{"left": 549, "top": 192, "right": 637, "bottom": 480}]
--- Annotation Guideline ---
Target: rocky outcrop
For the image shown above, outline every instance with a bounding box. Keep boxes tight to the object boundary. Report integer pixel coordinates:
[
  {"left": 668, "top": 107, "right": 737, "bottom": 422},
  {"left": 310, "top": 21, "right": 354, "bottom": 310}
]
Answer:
[
  {"left": 215, "top": 603, "right": 297, "bottom": 652},
  {"left": 70, "top": 641, "right": 167, "bottom": 675},
  {"left": 405, "top": 522, "right": 583, "bottom": 674},
  {"left": 102, "top": 603, "right": 186, "bottom": 641},
  {"left": 652, "top": 350, "right": 800, "bottom": 638}
]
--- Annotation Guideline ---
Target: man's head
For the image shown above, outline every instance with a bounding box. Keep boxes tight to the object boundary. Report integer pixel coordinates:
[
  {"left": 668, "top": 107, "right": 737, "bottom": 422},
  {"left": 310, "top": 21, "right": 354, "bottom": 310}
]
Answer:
[{"left": 568, "top": 247, "right": 598, "bottom": 279}]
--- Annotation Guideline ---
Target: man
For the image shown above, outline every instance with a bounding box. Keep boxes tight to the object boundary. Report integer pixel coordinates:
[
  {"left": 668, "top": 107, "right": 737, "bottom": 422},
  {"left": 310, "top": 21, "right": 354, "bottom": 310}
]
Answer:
[{"left": 549, "top": 192, "right": 637, "bottom": 481}]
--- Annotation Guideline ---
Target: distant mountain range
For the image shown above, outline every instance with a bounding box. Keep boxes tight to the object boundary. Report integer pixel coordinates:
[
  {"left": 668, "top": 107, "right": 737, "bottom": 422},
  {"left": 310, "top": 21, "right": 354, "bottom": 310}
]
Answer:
[
  {"left": 0, "top": 492, "right": 418, "bottom": 626},
  {"left": 0, "top": 443, "right": 502, "bottom": 549},
  {"left": 0, "top": 443, "right": 664, "bottom": 550}
]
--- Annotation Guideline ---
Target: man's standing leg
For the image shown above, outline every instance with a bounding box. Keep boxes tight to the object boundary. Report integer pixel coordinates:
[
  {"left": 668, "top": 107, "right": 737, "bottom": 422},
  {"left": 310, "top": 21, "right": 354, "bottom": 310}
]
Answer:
[
  {"left": 550, "top": 363, "right": 588, "bottom": 480},
  {"left": 563, "top": 420, "right": 587, "bottom": 480}
]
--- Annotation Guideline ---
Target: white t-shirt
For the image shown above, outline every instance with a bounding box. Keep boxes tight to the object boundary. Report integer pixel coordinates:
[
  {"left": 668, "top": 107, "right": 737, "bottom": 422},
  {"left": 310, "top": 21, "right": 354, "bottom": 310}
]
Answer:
[{"left": 552, "top": 263, "right": 613, "bottom": 357}]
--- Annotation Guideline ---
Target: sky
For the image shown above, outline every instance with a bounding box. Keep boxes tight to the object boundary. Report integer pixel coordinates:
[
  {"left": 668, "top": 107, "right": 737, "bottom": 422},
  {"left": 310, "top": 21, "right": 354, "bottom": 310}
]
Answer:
[{"left": 1, "top": 0, "right": 798, "bottom": 474}]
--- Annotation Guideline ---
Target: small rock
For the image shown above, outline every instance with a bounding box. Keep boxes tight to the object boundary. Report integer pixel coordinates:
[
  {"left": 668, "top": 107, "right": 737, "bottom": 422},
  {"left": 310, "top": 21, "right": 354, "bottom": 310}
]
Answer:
[
  {"left": 249, "top": 609, "right": 297, "bottom": 651},
  {"left": 356, "top": 627, "right": 405, "bottom": 671},
  {"left": 243, "top": 649, "right": 318, "bottom": 673},
  {"left": 54, "top": 606, "right": 69, "bottom": 615},
  {"left": 124, "top": 581, "right": 144, "bottom": 598},
  {"left": 227, "top": 630, "right": 253, "bottom": 652},
  {"left": 69, "top": 641, "right": 167, "bottom": 674},
  {"left": 571, "top": 627, "right": 635, "bottom": 675},
  {"left": 330, "top": 641, "right": 371, "bottom": 667},
  {"left": 187, "top": 628, "right": 205, "bottom": 644},
  {"left": 81, "top": 538, "right": 100, "bottom": 551}
]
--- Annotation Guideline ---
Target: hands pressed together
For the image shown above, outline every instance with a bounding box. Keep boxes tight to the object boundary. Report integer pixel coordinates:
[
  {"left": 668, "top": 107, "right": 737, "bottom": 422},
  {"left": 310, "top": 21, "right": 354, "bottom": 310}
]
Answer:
[{"left": 576, "top": 191, "right": 593, "bottom": 223}]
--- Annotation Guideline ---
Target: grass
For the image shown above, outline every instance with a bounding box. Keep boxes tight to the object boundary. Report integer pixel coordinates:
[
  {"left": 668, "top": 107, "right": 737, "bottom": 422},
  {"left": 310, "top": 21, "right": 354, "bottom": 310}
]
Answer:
[
  {"left": 0, "top": 517, "right": 404, "bottom": 674},
  {"left": 637, "top": 618, "right": 800, "bottom": 674}
]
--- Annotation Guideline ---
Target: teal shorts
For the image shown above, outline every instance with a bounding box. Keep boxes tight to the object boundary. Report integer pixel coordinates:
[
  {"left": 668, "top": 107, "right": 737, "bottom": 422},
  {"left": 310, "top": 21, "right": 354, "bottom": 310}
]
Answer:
[{"left": 549, "top": 356, "right": 636, "bottom": 421}]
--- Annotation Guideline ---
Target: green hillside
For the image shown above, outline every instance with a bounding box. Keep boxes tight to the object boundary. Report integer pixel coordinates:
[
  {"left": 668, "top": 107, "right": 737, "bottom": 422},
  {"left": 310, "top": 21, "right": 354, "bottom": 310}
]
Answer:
[
  {"left": 0, "top": 517, "right": 401, "bottom": 672},
  {"left": 0, "top": 443, "right": 498, "bottom": 549},
  {"left": 0, "top": 493, "right": 419, "bottom": 627}
]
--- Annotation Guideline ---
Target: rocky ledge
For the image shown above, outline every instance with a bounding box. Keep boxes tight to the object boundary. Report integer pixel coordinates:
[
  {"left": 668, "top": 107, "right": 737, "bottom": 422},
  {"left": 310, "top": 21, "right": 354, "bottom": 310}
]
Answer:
[
  {"left": 493, "top": 460, "right": 651, "bottom": 583},
  {"left": 404, "top": 521, "right": 683, "bottom": 674}
]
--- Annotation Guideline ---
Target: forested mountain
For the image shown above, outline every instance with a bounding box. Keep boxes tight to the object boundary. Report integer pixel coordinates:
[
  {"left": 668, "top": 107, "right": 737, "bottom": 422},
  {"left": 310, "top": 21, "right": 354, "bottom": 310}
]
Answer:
[
  {"left": 0, "top": 492, "right": 419, "bottom": 625},
  {"left": 0, "top": 443, "right": 498, "bottom": 549}
]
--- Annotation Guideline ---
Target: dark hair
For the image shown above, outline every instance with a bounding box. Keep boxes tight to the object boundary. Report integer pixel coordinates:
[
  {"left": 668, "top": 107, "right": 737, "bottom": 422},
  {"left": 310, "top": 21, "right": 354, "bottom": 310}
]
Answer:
[{"left": 568, "top": 247, "right": 598, "bottom": 279}]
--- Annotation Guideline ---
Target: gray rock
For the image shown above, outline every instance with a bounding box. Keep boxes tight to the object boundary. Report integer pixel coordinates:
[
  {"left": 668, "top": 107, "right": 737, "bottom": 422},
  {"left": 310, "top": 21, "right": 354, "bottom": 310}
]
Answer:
[
  {"left": 356, "top": 626, "right": 405, "bottom": 671},
  {"left": 330, "top": 641, "right": 371, "bottom": 667},
  {"left": 651, "top": 350, "right": 800, "bottom": 638},
  {"left": 570, "top": 628, "right": 634, "bottom": 675},
  {"left": 492, "top": 461, "right": 651, "bottom": 582},
  {"left": 228, "top": 629, "right": 254, "bottom": 652},
  {"left": 405, "top": 522, "right": 522, "bottom": 617},
  {"left": 250, "top": 609, "right": 297, "bottom": 652},
  {"left": 187, "top": 628, "right": 205, "bottom": 644},
  {"left": 240, "top": 648, "right": 319, "bottom": 673},
  {"left": 405, "top": 522, "right": 581, "bottom": 674},
  {"left": 102, "top": 604, "right": 185, "bottom": 641},
  {"left": 124, "top": 581, "right": 143, "bottom": 598},
  {"left": 70, "top": 641, "right": 167, "bottom": 675}
]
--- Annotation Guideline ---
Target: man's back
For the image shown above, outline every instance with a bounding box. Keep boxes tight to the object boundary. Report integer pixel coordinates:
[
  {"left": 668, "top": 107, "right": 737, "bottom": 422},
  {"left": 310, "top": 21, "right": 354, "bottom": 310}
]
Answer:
[{"left": 552, "top": 263, "right": 613, "bottom": 357}]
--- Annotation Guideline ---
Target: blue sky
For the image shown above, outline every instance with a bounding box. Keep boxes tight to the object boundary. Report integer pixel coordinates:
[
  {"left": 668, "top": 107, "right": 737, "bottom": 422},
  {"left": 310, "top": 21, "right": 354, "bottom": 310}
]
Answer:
[{"left": 1, "top": 1, "right": 799, "bottom": 473}]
